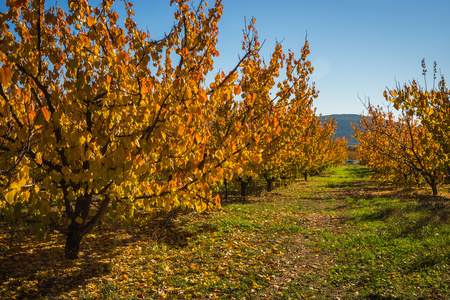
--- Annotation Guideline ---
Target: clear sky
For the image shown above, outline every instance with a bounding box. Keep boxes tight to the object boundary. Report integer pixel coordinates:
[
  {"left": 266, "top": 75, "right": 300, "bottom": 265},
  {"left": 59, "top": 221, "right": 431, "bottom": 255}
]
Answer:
[{"left": 2, "top": 0, "right": 449, "bottom": 116}]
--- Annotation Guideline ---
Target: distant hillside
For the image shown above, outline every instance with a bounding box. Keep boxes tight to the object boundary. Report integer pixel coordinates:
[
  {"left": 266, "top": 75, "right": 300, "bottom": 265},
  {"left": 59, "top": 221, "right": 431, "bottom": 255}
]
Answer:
[{"left": 321, "top": 114, "right": 361, "bottom": 145}]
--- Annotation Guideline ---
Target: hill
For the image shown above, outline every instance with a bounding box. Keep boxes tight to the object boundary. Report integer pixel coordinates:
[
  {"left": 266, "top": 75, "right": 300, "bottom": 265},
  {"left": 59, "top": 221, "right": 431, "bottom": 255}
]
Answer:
[{"left": 321, "top": 114, "right": 361, "bottom": 145}]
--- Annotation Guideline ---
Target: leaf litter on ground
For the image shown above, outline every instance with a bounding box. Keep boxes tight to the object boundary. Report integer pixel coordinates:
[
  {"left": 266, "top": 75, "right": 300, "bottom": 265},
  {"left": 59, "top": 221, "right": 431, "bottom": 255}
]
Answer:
[{"left": 1, "top": 165, "right": 449, "bottom": 299}]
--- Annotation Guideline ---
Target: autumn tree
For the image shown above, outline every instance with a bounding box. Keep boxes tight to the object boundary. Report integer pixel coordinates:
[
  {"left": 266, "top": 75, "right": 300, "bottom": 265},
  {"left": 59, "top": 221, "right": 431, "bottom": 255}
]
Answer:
[
  {"left": 231, "top": 41, "right": 319, "bottom": 195},
  {"left": 279, "top": 115, "right": 347, "bottom": 183},
  {"left": 0, "top": 0, "right": 270, "bottom": 259},
  {"left": 354, "top": 105, "right": 443, "bottom": 195},
  {"left": 384, "top": 60, "right": 450, "bottom": 178},
  {"left": 256, "top": 47, "right": 319, "bottom": 191}
]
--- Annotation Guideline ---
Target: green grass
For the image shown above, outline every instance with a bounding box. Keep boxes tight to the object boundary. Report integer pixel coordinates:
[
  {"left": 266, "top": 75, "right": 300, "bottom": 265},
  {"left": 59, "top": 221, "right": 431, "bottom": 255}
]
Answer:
[{"left": 1, "top": 164, "right": 449, "bottom": 299}]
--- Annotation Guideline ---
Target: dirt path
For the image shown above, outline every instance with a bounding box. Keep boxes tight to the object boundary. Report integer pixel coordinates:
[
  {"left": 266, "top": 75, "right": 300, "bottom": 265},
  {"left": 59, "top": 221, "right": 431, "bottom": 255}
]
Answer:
[{"left": 256, "top": 179, "right": 353, "bottom": 299}]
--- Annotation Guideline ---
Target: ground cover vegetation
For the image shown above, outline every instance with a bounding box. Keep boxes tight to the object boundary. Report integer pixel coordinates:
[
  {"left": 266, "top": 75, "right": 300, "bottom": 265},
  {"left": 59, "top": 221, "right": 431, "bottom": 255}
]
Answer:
[{"left": 1, "top": 165, "right": 449, "bottom": 299}]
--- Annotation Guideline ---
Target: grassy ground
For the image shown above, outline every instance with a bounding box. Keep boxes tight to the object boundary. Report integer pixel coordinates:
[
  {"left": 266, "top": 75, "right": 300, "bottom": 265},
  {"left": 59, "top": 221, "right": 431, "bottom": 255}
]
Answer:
[{"left": 1, "top": 165, "right": 449, "bottom": 299}]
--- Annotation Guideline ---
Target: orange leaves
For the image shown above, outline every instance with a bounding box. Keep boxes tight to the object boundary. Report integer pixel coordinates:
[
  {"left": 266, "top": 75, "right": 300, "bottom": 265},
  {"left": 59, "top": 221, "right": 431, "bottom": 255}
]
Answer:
[
  {"left": 87, "top": 16, "right": 96, "bottom": 27},
  {"left": 0, "top": 66, "right": 14, "bottom": 87},
  {"left": 198, "top": 90, "right": 208, "bottom": 104},
  {"left": 0, "top": 0, "right": 325, "bottom": 260},
  {"left": 177, "top": 125, "right": 184, "bottom": 135},
  {"left": 41, "top": 107, "right": 51, "bottom": 121},
  {"left": 111, "top": 11, "right": 119, "bottom": 23},
  {"left": 234, "top": 85, "right": 241, "bottom": 95},
  {"left": 355, "top": 103, "right": 443, "bottom": 195},
  {"left": 13, "top": 0, "right": 27, "bottom": 9}
]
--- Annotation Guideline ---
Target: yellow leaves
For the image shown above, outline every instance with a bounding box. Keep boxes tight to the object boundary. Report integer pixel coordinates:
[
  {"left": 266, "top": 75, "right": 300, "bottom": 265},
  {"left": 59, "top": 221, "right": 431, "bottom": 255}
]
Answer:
[
  {"left": 160, "top": 131, "right": 166, "bottom": 141},
  {"left": 61, "top": 166, "right": 72, "bottom": 176},
  {"left": 75, "top": 217, "right": 84, "bottom": 224},
  {"left": 215, "top": 149, "right": 223, "bottom": 160},
  {"left": 3, "top": 175, "right": 28, "bottom": 205},
  {"left": 4, "top": 189, "right": 17, "bottom": 205},
  {"left": 252, "top": 153, "right": 263, "bottom": 164},
  {"left": 35, "top": 152, "right": 43, "bottom": 165},
  {"left": 0, "top": 66, "right": 14, "bottom": 87}
]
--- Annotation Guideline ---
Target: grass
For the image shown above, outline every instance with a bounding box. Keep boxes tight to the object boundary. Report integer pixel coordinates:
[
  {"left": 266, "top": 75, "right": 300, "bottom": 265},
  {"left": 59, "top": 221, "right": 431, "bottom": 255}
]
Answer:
[{"left": 0, "top": 164, "right": 449, "bottom": 299}]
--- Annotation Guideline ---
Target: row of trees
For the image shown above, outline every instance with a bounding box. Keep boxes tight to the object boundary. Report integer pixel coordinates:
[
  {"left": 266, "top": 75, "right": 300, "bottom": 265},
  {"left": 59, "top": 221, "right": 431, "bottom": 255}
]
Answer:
[
  {"left": 354, "top": 61, "right": 449, "bottom": 196},
  {"left": 0, "top": 0, "right": 346, "bottom": 259}
]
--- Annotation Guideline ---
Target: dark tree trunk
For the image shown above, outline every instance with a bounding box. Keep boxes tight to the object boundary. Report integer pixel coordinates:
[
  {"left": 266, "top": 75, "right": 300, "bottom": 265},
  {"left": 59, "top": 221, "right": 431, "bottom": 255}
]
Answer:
[
  {"left": 304, "top": 172, "right": 308, "bottom": 182},
  {"left": 65, "top": 222, "right": 83, "bottom": 259},
  {"left": 431, "top": 180, "right": 438, "bottom": 196},
  {"left": 224, "top": 179, "right": 228, "bottom": 202},
  {"left": 266, "top": 178, "right": 274, "bottom": 192},
  {"left": 240, "top": 180, "right": 248, "bottom": 197},
  {"left": 63, "top": 194, "right": 111, "bottom": 259},
  {"left": 239, "top": 176, "right": 251, "bottom": 197}
]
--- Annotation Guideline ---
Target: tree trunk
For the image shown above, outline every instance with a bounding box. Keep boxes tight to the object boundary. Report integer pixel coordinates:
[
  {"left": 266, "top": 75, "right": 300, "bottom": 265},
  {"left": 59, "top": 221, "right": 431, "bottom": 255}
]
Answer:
[
  {"left": 65, "top": 222, "right": 83, "bottom": 259},
  {"left": 63, "top": 194, "right": 111, "bottom": 259},
  {"left": 224, "top": 179, "right": 228, "bottom": 202},
  {"left": 431, "top": 180, "right": 438, "bottom": 196},
  {"left": 239, "top": 176, "right": 251, "bottom": 197},
  {"left": 240, "top": 180, "right": 248, "bottom": 197},
  {"left": 266, "top": 178, "right": 274, "bottom": 192},
  {"left": 304, "top": 172, "right": 308, "bottom": 182}
]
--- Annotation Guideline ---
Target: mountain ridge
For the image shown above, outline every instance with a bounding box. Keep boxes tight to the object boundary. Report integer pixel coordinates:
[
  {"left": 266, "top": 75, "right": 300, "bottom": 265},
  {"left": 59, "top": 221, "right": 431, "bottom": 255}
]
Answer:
[{"left": 321, "top": 114, "right": 361, "bottom": 145}]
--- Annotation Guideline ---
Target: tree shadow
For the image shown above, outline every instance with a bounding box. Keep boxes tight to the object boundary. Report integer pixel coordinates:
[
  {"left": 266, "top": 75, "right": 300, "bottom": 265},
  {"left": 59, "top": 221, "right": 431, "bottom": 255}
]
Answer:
[
  {"left": 365, "top": 294, "right": 399, "bottom": 300},
  {"left": 345, "top": 166, "right": 374, "bottom": 179},
  {"left": 406, "top": 251, "right": 450, "bottom": 274},
  {"left": 0, "top": 208, "right": 206, "bottom": 299},
  {"left": 0, "top": 230, "right": 111, "bottom": 299}
]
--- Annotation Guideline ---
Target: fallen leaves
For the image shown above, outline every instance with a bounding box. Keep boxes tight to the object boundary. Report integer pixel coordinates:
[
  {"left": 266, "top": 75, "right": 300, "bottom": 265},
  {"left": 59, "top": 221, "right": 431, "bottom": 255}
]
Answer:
[{"left": 1, "top": 166, "right": 449, "bottom": 299}]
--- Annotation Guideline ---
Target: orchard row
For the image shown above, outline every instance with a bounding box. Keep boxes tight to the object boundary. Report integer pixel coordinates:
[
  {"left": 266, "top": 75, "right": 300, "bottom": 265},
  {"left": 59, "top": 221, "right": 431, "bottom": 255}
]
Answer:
[{"left": 0, "top": 0, "right": 347, "bottom": 259}]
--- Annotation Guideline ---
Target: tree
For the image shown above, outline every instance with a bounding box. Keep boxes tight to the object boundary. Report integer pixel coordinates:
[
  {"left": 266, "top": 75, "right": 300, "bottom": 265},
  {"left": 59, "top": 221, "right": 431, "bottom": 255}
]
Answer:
[
  {"left": 236, "top": 42, "right": 319, "bottom": 194},
  {"left": 0, "top": 0, "right": 262, "bottom": 259},
  {"left": 384, "top": 60, "right": 450, "bottom": 178},
  {"left": 0, "top": 0, "right": 321, "bottom": 259},
  {"left": 354, "top": 105, "right": 443, "bottom": 195},
  {"left": 280, "top": 115, "right": 347, "bottom": 183}
]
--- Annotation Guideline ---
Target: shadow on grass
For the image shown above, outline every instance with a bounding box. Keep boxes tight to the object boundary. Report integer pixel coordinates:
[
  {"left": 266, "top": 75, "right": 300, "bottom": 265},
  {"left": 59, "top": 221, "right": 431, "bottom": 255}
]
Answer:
[
  {"left": 0, "top": 230, "right": 111, "bottom": 299},
  {"left": 0, "top": 208, "right": 207, "bottom": 299},
  {"left": 345, "top": 166, "right": 374, "bottom": 179},
  {"left": 366, "top": 294, "right": 400, "bottom": 300},
  {"left": 406, "top": 251, "right": 450, "bottom": 274},
  {"left": 355, "top": 207, "right": 400, "bottom": 223}
]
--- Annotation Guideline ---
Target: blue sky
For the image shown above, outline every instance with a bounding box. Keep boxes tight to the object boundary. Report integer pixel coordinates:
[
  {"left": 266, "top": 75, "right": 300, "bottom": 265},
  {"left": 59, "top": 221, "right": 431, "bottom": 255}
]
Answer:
[
  {"left": 133, "top": 0, "right": 450, "bottom": 116},
  {"left": 2, "top": 0, "right": 449, "bottom": 116}
]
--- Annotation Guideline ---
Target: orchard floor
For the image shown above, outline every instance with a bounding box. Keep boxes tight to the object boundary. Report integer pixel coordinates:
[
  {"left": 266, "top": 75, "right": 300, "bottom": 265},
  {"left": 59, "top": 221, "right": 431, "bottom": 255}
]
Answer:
[{"left": 1, "top": 165, "right": 449, "bottom": 299}]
